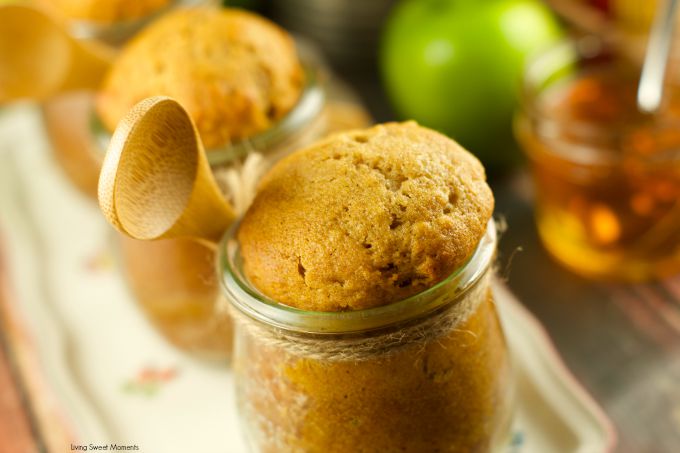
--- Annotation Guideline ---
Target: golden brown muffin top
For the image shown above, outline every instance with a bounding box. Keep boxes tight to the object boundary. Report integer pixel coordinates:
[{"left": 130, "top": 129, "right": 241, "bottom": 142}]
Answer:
[
  {"left": 96, "top": 7, "right": 304, "bottom": 149},
  {"left": 42, "top": 0, "right": 170, "bottom": 23},
  {"left": 238, "top": 122, "right": 494, "bottom": 312}
]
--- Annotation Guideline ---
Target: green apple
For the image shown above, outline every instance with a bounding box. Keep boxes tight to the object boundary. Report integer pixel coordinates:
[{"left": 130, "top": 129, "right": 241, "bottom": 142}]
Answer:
[{"left": 381, "top": 0, "right": 563, "bottom": 169}]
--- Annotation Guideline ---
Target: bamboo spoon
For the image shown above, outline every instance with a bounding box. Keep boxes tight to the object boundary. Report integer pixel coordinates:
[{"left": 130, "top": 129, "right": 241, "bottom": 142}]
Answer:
[
  {"left": 98, "top": 96, "right": 236, "bottom": 246},
  {"left": 0, "top": 4, "right": 112, "bottom": 103}
]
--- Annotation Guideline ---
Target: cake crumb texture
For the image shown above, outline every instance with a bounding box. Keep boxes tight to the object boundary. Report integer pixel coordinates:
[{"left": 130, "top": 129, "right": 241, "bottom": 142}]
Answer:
[{"left": 238, "top": 122, "right": 494, "bottom": 311}]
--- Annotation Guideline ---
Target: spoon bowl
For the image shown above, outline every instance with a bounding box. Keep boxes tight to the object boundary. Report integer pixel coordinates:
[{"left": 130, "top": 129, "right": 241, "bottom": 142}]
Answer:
[{"left": 99, "top": 96, "right": 236, "bottom": 244}]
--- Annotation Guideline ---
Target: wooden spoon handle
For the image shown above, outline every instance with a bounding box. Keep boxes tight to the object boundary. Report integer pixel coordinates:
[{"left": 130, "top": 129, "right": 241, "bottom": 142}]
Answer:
[{"left": 167, "top": 149, "right": 237, "bottom": 243}]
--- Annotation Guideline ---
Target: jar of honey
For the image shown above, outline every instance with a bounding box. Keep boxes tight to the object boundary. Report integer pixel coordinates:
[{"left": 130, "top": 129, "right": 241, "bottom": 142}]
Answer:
[
  {"left": 221, "top": 221, "right": 514, "bottom": 452},
  {"left": 516, "top": 37, "right": 680, "bottom": 281}
]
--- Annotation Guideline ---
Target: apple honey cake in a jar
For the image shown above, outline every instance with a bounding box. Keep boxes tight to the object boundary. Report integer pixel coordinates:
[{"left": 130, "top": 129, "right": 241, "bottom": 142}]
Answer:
[{"left": 222, "top": 123, "right": 514, "bottom": 452}]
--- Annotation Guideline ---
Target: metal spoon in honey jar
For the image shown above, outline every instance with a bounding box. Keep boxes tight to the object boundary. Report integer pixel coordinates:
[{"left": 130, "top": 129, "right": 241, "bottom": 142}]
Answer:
[
  {"left": 0, "top": 4, "right": 112, "bottom": 103},
  {"left": 98, "top": 96, "right": 236, "bottom": 247},
  {"left": 637, "top": 0, "right": 679, "bottom": 113}
]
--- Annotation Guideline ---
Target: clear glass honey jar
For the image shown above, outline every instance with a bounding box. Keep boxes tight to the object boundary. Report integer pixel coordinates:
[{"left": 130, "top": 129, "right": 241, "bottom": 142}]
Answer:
[
  {"left": 515, "top": 37, "right": 680, "bottom": 281},
  {"left": 221, "top": 221, "right": 514, "bottom": 452}
]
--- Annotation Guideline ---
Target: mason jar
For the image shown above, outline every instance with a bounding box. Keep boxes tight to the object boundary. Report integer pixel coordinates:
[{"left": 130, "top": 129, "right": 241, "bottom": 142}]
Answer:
[
  {"left": 515, "top": 37, "right": 680, "bottom": 281},
  {"left": 221, "top": 220, "right": 514, "bottom": 452}
]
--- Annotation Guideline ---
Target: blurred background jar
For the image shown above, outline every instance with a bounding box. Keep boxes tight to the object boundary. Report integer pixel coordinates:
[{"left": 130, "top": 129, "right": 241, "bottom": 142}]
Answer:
[
  {"left": 515, "top": 37, "right": 680, "bottom": 281},
  {"left": 36, "top": 0, "right": 212, "bottom": 47},
  {"left": 223, "top": 221, "right": 514, "bottom": 452},
  {"left": 55, "top": 7, "right": 371, "bottom": 361},
  {"left": 0, "top": 0, "right": 202, "bottom": 103},
  {"left": 40, "top": 0, "right": 216, "bottom": 199}
]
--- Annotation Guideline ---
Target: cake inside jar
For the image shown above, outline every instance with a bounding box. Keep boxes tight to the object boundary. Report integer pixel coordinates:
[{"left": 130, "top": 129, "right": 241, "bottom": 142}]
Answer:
[
  {"left": 96, "top": 7, "right": 305, "bottom": 148},
  {"left": 229, "top": 122, "right": 513, "bottom": 452},
  {"left": 239, "top": 122, "right": 492, "bottom": 310}
]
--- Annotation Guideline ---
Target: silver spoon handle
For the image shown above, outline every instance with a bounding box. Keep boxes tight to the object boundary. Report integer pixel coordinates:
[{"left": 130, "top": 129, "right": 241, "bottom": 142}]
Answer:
[{"left": 637, "top": 0, "right": 680, "bottom": 113}]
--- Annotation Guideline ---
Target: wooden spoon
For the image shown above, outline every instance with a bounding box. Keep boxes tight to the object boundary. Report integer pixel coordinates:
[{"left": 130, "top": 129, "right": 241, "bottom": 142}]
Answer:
[
  {"left": 0, "top": 4, "right": 112, "bottom": 103},
  {"left": 98, "top": 96, "right": 236, "bottom": 246}
]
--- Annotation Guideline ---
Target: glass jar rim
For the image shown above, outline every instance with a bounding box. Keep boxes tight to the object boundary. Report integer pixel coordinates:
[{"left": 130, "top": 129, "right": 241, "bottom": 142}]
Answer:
[
  {"left": 517, "top": 36, "right": 680, "bottom": 166},
  {"left": 218, "top": 220, "right": 497, "bottom": 335},
  {"left": 67, "top": 0, "right": 209, "bottom": 44},
  {"left": 90, "top": 62, "right": 325, "bottom": 166}
]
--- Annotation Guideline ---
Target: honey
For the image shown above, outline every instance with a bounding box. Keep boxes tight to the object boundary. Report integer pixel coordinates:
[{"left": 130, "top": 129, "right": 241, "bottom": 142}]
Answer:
[{"left": 516, "top": 39, "right": 680, "bottom": 281}]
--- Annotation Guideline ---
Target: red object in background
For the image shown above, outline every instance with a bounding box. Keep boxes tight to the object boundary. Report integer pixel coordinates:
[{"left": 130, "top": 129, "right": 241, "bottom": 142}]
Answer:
[{"left": 587, "top": 0, "right": 611, "bottom": 14}]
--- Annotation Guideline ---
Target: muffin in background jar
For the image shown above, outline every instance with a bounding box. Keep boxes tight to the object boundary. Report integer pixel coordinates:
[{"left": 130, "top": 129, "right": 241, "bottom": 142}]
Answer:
[
  {"left": 224, "top": 122, "right": 514, "bottom": 452},
  {"left": 39, "top": 2, "right": 218, "bottom": 200},
  {"left": 86, "top": 7, "right": 370, "bottom": 360}
]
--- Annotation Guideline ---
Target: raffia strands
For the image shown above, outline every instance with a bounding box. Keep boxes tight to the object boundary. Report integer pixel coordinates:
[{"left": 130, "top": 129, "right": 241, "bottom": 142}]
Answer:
[{"left": 223, "top": 271, "right": 491, "bottom": 362}]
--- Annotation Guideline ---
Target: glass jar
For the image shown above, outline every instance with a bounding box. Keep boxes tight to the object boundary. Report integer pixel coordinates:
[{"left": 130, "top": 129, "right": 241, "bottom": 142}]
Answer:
[
  {"left": 516, "top": 37, "right": 680, "bottom": 281},
  {"left": 93, "top": 66, "right": 368, "bottom": 360},
  {"left": 38, "top": 0, "right": 212, "bottom": 47},
  {"left": 43, "top": 90, "right": 104, "bottom": 197},
  {"left": 221, "top": 221, "right": 514, "bottom": 452}
]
